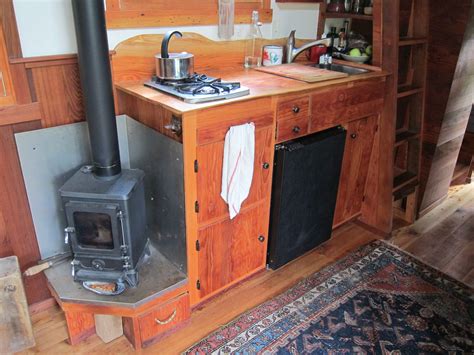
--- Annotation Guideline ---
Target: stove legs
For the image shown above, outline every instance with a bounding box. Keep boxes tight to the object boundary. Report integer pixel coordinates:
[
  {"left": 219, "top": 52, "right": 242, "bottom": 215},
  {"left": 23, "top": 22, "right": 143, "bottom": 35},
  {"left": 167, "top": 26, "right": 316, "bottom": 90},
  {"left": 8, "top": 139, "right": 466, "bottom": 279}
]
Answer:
[{"left": 64, "top": 310, "right": 96, "bottom": 345}]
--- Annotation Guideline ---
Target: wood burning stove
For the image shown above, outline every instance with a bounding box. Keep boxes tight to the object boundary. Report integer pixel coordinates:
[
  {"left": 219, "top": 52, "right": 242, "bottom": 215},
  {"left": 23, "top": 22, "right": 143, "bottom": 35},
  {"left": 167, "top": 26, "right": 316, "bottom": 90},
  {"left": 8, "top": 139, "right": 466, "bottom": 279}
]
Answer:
[
  {"left": 60, "top": 167, "right": 148, "bottom": 287},
  {"left": 59, "top": 0, "right": 148, "bottom": 288}
]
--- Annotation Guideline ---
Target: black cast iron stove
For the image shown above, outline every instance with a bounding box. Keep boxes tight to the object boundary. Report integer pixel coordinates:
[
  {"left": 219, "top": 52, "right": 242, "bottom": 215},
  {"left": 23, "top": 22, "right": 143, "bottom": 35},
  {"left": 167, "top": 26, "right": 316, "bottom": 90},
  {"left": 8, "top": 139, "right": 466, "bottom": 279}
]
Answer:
[{"left": 59, "top": 0, "right": 148, "bottom": 288}]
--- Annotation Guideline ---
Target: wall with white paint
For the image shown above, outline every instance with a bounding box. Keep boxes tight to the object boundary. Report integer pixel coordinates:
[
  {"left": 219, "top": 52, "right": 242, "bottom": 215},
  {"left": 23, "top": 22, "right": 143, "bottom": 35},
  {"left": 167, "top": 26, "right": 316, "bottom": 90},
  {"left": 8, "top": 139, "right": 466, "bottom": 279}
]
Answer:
[{"left": 13, "top": 0, "right": 320, "bottom": 57}]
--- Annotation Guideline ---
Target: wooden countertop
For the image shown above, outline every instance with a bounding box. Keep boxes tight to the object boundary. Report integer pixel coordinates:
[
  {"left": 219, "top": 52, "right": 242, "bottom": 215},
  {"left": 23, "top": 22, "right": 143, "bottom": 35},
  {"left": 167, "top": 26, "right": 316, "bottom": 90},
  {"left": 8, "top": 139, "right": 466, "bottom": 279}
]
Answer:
[{"left": 115, "top": 62, "right": 388, "bottom": 115}]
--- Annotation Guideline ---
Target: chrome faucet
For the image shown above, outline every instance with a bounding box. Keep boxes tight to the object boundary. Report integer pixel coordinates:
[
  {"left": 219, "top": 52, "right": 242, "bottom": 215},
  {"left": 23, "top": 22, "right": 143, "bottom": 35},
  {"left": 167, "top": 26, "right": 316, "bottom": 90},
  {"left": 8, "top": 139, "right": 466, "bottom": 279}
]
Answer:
[{"left": 285, "top": 30, "right": 331, "bottom": 64}]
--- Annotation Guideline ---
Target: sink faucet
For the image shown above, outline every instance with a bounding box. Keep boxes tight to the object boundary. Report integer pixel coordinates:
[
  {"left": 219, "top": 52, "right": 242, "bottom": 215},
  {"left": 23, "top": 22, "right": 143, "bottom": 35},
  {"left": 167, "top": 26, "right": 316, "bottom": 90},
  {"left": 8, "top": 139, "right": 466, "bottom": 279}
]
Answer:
[{"left": 285, "top": 30, "right": 331, "bottom": 64}]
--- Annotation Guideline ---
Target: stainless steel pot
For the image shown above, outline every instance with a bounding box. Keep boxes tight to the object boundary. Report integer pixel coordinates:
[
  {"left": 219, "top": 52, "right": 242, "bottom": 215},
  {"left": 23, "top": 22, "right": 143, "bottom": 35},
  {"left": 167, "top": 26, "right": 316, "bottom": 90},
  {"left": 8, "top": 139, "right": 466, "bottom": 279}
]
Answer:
[{"left": 155, "top": 31, "right": 194, "bottom": 80}]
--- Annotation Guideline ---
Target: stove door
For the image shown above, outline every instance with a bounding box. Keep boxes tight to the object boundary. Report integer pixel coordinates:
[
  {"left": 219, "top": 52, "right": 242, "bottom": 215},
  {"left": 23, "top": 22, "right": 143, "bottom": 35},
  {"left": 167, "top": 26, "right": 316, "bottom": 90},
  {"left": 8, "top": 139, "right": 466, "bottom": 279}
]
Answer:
[{"left": 65, "top": 201, "right": 122, "bottom": 256}]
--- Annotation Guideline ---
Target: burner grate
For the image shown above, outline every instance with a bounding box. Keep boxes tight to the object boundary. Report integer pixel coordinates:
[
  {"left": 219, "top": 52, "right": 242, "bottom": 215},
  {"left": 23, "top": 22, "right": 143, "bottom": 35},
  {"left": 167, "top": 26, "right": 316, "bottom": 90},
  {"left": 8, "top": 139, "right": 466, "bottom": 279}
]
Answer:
[{"left": 152, "top": 74, "right": 241, "bottom": 96}]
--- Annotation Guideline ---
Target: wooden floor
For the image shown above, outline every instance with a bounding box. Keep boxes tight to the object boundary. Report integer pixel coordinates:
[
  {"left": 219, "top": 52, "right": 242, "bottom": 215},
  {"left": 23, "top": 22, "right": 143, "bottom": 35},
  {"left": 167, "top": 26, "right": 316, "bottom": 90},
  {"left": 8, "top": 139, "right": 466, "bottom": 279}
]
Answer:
[
  {"left": 390, "top": 182, "right": 474, "bottom": 288},
  {"left": 21, "top": 182, "right": 474, "bottom": 354}
]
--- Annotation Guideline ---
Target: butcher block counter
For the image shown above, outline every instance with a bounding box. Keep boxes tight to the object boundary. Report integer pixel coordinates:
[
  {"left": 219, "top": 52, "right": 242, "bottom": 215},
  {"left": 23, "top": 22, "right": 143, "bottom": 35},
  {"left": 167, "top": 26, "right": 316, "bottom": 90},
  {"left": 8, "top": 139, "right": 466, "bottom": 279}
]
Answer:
[{"left": 115, "top": 63, "right": 391, "bottom": 309}]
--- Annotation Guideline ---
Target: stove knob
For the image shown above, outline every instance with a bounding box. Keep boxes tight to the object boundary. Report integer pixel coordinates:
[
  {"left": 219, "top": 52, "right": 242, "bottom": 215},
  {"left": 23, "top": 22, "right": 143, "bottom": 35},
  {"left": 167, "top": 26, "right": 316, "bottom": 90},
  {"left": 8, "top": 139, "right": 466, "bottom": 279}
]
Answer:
[{"left": 92, "top": 259, "right": 105, "bottom": 271}]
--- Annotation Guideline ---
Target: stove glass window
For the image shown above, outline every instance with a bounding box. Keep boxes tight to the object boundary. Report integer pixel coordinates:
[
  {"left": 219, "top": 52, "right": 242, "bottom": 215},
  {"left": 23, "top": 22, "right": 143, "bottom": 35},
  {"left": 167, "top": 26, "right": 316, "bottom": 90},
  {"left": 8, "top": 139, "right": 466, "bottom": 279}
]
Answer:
[{"left": 73, "top": 212, "right": 114, "bottom": 249}]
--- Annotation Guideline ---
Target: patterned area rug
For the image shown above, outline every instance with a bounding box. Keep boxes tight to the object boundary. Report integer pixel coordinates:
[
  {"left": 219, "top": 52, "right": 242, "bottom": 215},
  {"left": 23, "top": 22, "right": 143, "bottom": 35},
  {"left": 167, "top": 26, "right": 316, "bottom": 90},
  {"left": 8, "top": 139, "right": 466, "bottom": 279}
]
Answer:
[{"left": 186, "top": 241, "right": 474, "bottom": 354}]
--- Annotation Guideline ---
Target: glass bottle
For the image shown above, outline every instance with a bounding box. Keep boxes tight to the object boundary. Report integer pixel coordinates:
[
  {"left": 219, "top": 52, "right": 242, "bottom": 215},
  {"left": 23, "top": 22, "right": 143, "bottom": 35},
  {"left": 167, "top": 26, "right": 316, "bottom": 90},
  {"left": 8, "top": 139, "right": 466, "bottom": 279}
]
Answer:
[{"left": 244, "top": 11, "right": 263, "bottom": 68}]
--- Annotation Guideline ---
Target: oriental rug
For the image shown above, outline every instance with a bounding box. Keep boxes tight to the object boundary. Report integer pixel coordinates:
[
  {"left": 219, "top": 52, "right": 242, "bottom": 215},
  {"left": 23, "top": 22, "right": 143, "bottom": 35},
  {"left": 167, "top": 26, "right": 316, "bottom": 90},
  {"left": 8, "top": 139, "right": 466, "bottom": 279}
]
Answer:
[{"left": 186, "top": 241, "right": 474, "bottom": 354}]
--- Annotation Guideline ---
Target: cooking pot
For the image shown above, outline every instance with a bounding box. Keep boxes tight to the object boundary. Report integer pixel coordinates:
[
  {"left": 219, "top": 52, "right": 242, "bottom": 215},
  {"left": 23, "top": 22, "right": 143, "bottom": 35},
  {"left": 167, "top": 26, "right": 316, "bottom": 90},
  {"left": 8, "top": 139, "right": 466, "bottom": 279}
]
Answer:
[{"left": 155, "top": 31, "right": 194, "bottom": 80}]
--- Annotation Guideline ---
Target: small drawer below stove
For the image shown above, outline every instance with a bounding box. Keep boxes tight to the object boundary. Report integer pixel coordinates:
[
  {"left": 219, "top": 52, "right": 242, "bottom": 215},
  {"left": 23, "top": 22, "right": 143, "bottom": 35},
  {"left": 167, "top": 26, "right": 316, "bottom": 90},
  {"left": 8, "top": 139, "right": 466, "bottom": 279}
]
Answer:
[{"left": 138, "top": 292, "right": 190, "bottom": 347}]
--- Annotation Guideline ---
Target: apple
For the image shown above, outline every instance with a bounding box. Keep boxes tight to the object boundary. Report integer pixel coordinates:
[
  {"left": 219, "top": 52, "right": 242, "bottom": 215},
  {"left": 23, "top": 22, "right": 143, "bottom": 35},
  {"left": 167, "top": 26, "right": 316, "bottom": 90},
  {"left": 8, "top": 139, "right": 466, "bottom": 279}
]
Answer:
[
  {"left": 365, "top": 45, "right": 373, "bottom": 56},
  {"left": 349, "top": 48, "right": 362, "bottom": 57}
]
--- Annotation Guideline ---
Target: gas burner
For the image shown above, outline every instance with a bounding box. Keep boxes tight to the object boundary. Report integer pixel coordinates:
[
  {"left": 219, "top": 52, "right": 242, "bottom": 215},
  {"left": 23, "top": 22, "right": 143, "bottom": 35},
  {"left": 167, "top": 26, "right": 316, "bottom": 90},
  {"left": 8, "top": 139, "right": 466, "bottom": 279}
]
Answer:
[{"left": 145, "top": 73, "right": 250, "bottom": 104}]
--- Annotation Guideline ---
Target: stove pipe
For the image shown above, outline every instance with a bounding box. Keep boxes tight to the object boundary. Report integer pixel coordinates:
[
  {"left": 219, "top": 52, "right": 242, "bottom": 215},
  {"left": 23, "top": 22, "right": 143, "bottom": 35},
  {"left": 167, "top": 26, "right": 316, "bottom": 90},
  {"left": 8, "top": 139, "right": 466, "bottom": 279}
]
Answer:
[{"left": 71, "top": 0, "right": 121, "bottom": 178}]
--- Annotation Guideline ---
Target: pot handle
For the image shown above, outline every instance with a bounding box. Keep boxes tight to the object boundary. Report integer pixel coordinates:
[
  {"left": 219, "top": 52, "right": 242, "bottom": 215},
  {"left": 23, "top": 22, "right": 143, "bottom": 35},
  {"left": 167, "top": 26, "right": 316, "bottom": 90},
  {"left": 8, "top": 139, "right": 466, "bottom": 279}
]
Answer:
[{"left": 161, "top": 31, "right": 183, "bottom": 59}]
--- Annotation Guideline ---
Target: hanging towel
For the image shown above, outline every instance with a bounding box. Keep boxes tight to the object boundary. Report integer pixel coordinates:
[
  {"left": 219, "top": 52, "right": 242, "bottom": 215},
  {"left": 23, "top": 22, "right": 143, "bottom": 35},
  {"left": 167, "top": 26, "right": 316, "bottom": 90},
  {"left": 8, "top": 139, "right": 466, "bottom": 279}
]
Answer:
[{"left": 221, "top": 122, "right": 255, "bottom": 219}]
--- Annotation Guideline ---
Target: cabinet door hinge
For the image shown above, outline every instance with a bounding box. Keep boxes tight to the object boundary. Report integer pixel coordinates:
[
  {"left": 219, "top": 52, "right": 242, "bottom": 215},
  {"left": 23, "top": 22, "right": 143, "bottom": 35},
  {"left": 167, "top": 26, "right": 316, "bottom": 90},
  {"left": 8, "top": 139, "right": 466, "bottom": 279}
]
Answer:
[
  {"left": 195, "top": 240, "right": 200, "bottom": 251},
  {"left": 196, "top": 279, "right": 201, "bottom": 290},
  {"left": 194, "top": 159, "right": 198, "bottom": 173},
  {"left": 195, "top": 201, "right": 199, "bottom": 213}
]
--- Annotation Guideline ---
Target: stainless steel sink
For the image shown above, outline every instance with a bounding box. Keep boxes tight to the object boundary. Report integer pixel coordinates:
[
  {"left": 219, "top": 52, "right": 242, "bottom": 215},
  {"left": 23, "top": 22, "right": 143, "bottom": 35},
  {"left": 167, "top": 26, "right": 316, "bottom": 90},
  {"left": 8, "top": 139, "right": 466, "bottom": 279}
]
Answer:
[{"left": 313, "top": 63, "right": 370, "bottom": 75}]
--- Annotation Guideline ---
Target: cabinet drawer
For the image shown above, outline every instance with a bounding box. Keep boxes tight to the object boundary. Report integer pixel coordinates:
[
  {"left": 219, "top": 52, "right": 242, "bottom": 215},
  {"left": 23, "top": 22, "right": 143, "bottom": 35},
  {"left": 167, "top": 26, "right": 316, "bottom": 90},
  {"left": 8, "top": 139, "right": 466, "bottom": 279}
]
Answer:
[
  {"left": 139, "top": 293, "right": 190, "bottom": 346},
  {"left": 276, "top": 115, "right": 309, "bottom": 143},
  {"left": 276, "top": 96, "right": 310, "bottom": 122},
  {"left": 310, "top": 80, "right": 384, "bottom": 132}
]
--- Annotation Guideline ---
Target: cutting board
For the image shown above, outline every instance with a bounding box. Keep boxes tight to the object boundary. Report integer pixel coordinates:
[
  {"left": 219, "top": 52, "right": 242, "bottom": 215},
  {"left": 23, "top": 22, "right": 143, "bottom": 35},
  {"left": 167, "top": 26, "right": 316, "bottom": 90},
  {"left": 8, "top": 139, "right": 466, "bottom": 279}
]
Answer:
[{"left": 255, "top": 63, "right": 348, "bottom": 83}]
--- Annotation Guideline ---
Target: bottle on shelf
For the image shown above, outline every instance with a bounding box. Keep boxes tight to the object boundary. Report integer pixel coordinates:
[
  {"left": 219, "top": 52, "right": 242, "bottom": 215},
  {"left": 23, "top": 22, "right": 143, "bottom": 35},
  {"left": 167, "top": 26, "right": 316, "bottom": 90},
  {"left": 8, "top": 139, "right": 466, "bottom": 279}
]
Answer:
[
  {"left": 338, "top": 28, "right": 347, "bottom": 50},
  {"left": 244, "top": 11, "right": 263, "bottom": 68},
  {"left": 327, "top": 26, "right": 339, "bottom": 54}
]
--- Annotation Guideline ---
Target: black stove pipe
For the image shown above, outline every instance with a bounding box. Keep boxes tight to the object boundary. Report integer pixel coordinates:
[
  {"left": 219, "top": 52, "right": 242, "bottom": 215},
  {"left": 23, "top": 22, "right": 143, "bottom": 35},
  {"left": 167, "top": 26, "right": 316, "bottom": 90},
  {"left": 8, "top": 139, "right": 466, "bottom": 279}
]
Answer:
[{"left": 71, "top": 0, "right": 121, "bottom": 178}]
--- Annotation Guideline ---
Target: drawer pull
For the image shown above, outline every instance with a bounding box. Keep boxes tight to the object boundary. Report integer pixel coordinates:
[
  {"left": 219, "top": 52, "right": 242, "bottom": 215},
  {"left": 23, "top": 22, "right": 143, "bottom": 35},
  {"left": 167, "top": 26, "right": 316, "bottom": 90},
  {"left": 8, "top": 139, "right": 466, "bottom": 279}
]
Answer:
[
  {"left": 293, "top": 126, "right": 301, "bottom": 134},
  {"left": 292, "top": 106, "right": 300, "bottom": 114},
  {"left": 350, "top": 133, "right": 357, "bottom": 139},
  {"left": 155, "top": 309, "right": 177, "bottom": 325},
  {"left": 262, "top": 162, "right": 270, "bottom": 169},
  {"left": 258, "top": 235, "right": 265, "bottom": 242}
]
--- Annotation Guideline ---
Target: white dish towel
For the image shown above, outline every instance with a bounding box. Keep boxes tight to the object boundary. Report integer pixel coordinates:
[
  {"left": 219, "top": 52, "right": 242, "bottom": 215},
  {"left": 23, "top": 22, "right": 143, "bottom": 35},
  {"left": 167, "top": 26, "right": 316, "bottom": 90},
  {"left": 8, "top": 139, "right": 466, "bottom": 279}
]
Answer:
[{"left": 221, "top": 122, "right": 255, "bottom": 219}]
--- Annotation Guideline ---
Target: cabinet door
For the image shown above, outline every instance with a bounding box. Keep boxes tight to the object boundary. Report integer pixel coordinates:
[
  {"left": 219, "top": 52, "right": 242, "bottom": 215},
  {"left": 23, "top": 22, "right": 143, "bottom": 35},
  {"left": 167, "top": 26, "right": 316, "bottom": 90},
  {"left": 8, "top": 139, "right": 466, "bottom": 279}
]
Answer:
[
  {"left": 0, "top": 26, "right": 15, "bottom": 106},
  {"left": 333, "top": 115, "right": 378, "bottom": 227},
  {"left": 196, "top": 126, "right": 273, "bottom": 224},
  {"left": 196, "top": 205, "right": 267, "bottom": 298}
]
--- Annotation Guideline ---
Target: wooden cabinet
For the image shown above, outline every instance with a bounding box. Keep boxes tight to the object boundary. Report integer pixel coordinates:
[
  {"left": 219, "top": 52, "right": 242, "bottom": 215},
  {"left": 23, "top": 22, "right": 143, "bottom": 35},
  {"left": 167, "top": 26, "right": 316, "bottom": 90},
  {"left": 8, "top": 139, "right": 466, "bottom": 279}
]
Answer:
[
  {"left": 333, "top": 115, "right": 378, "bottom": 227},
  {"left": 188, "top": 98, "right": 275, "bottom": 303},
  {"left": 0, "top": 26, "right": 15, "bottom": 106},
  {"left": 196, "top": 127, "right": 274, "bottom": 224},
  {"left": 196, "top": 206, "right": 267, "bottom": 298}
]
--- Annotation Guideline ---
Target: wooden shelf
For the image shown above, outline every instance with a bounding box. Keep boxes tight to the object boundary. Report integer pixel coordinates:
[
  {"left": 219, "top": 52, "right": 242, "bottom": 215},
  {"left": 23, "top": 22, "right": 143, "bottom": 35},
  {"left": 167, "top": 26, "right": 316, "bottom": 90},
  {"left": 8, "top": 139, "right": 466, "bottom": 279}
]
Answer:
[
  {"left": 397, "top": 86, "right": 424, "bottom": 98},
  {"left": 324, "top": 12, "right": 373, "bottom": 21},
  {"left": 393, "top": 171, "right": 418, "bottom": 193},
  {"left": 399, "top": 37, "right": 428, "bottom": 46},
  {"left": 395, "top": 130, "right": 420, "bottom": 147}
]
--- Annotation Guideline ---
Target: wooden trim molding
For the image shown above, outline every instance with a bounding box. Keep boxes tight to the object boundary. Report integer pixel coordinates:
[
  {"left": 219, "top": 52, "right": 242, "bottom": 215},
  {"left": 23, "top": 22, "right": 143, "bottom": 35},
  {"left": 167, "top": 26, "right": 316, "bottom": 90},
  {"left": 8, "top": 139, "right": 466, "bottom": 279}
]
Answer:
[
  {"left": 0, "top": 102, "right": 41, "bottom": 126},
  {"left": 105, "top": 0, "right": 272, "bottom": 28}
]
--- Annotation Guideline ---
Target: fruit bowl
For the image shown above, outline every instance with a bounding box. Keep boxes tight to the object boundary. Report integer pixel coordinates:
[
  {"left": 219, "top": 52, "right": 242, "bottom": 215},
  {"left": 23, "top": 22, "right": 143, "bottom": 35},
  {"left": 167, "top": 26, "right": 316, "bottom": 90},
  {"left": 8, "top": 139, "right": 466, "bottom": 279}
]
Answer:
[{"left": 341, "top": 53, "right": 370, "bottom": 63}]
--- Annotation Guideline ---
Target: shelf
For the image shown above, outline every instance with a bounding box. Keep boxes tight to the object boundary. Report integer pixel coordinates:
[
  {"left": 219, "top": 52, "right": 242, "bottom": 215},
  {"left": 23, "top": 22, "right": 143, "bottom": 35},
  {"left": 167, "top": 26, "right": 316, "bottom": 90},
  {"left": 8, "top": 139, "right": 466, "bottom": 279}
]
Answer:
[
  {"left": 397, "top": 86, "right": 424, "bottom": 99},
  {"left": 324, "top": 12, "right": 373, "bottom": 21},
  {"left": 399, "top": 37, "right": 428, "bottom": 46},
  {"left": 395, "top": 131, "right": 420, "bottom": 147},
  {"left": 393, "top": 171, "right": 418, "bottom": 193}
]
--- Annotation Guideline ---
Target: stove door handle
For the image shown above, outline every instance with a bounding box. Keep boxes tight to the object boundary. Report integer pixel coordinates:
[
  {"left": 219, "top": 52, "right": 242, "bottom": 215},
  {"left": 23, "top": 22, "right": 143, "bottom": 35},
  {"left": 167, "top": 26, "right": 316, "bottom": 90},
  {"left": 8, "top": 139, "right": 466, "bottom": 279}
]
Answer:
[{"left": 161, "top": 31, "right": 182, "bottom": 59}]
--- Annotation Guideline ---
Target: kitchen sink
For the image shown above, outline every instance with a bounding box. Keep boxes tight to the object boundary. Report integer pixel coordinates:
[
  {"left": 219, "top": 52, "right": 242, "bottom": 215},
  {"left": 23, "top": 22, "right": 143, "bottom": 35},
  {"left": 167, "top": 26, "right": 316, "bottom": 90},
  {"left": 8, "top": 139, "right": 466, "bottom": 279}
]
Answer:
[{"left": 312, "top": 63, "right": 370, "bottom": 75}]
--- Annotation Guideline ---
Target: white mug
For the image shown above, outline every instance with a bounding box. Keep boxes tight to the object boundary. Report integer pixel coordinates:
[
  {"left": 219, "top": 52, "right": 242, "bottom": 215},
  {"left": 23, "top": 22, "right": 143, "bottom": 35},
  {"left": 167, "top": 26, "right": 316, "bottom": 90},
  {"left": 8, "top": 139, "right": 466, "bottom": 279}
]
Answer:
[{"left": 263, "top": 45, "right": 283, "bottom": 66}]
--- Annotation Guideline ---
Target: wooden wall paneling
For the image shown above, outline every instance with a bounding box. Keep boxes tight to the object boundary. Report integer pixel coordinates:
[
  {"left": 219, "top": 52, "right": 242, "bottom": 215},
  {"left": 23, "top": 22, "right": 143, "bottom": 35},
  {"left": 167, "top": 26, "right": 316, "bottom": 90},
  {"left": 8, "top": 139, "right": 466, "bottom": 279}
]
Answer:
[
  {"left": 105, "top": 0, "right": 273, "bottom": 29},
  {"left": 0, "top": 118, "right": 51, "bottom": 305},
  {"left": 419, "top": 0, "right": 474, "bottom": 214},
  {"left": 0, "top": 0, "right": 22, "bottom": 58},
  {"left": 359, "top": 0, "right": 398, "bottom": 234},
  {"left": 28, "top": 61, "right": 84, "bottom": 128}
]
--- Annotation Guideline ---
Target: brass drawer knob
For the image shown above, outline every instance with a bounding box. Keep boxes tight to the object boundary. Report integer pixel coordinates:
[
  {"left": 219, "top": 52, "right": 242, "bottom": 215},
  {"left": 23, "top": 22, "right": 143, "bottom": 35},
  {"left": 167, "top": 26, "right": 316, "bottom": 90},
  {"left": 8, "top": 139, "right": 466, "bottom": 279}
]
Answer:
[
  {"left": 293, "top": 126, "right": 301, "bottom": 134},
  {"left": 155, "top": 309, "right": 177, "bottom": 325},
  {"left": 258, "top": 235, "right": 265, "bottom": 242},
  {"left": 292, "top": 106, "right": 300, "bottom": 114},
  {"left": 350, "top": 133, "right": 357, "bottom": 139},
  {"left": 262, "top": 162, "right": 270, "bottom": 169}
]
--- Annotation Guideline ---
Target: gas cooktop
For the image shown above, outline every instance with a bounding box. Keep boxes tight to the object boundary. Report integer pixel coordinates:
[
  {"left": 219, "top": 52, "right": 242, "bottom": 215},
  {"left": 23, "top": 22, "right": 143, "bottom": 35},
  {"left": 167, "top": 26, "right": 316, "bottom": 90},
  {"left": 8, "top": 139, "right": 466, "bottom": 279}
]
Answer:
[{"left": 144, "top": 74, "right": 250, "bottom": 104}]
